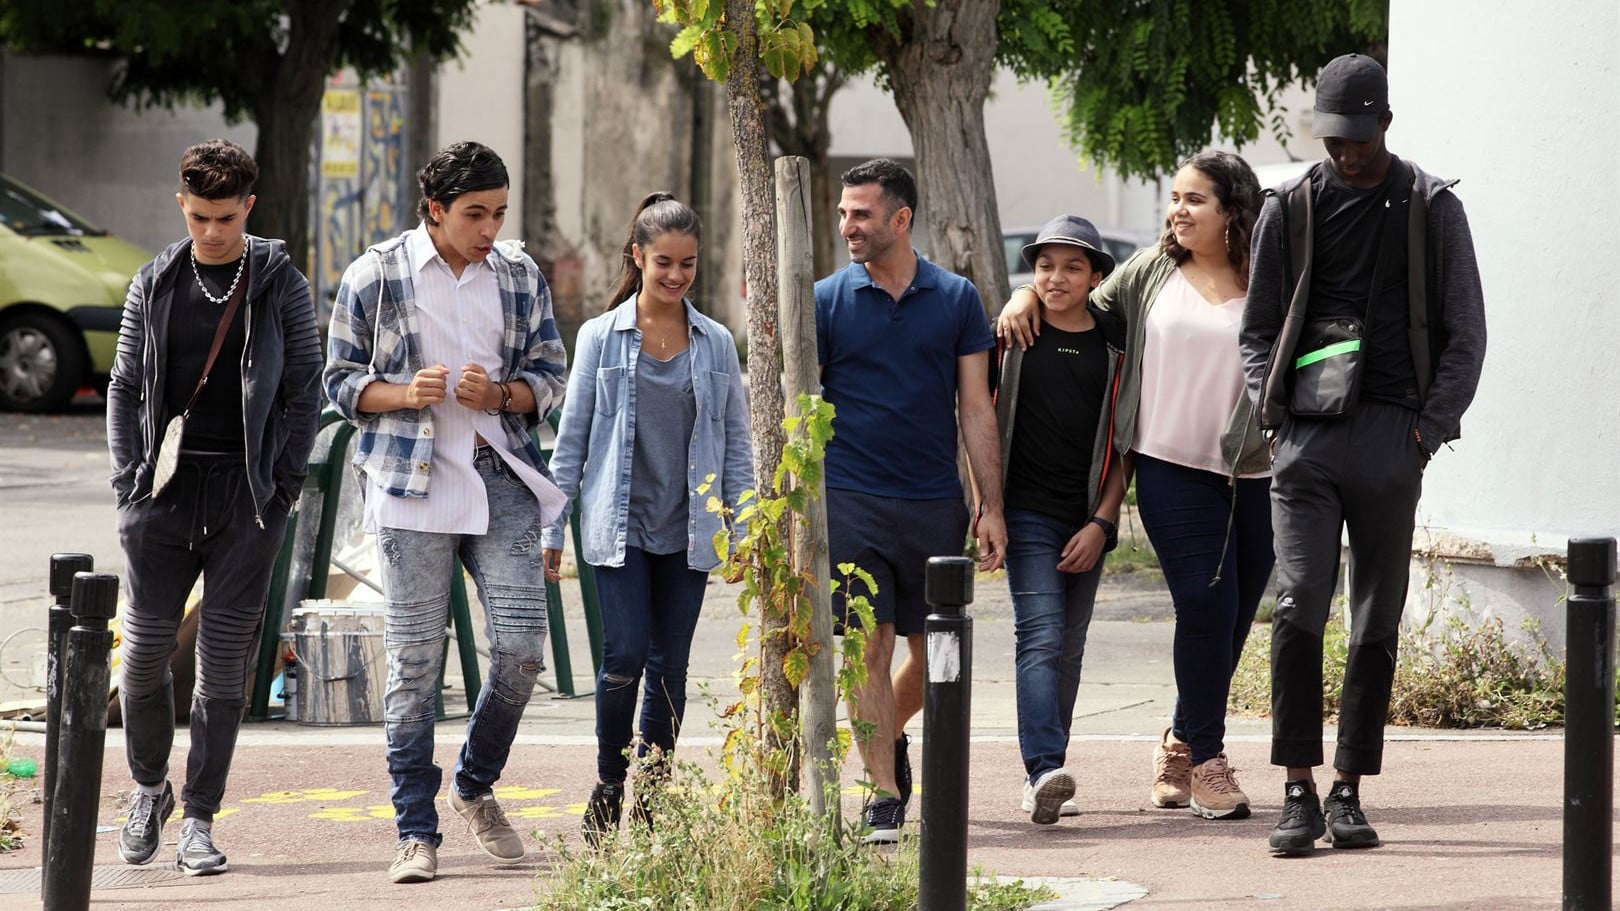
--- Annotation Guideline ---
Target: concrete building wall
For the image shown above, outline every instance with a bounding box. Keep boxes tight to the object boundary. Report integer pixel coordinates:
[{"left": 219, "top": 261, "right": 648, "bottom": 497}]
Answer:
[
  {"left": 1389, "top": 0, "right": 1620, "bottom": 646},
  {"left": 436, "top": 1, "right": 529, "bottom": 237},
  {"left": 1, "top": 53, "right": 252, "bottom": 255}
]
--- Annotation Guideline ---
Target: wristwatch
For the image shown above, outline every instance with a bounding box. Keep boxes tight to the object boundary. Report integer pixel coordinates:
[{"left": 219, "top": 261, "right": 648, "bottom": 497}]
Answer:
[{"left": 1087, "top": 515, "right": 1119, "bottom": 552}]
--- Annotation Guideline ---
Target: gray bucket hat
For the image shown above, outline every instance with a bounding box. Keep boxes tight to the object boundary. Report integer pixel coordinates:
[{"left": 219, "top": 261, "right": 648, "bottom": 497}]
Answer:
[{"left": 1020, "top": 214, "right": 1116, "bottom": 278}]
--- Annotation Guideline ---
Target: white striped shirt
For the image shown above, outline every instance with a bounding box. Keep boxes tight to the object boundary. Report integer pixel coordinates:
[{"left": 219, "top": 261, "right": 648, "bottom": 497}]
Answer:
[{"left": 364, "top": 224, "right": 566, "bottom": 534}]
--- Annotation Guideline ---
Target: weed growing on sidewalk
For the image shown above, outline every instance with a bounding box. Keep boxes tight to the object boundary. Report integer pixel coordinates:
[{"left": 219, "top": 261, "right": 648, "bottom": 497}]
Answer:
[
  {"left": 531, "top": 759, "right": 1054, "bottom": 911},
  {"left": 1229, "top": 609, "right": 1578, "bottom": 729},
  {"left": 0, "top": 734, "right": 25, "bottom": 851}
]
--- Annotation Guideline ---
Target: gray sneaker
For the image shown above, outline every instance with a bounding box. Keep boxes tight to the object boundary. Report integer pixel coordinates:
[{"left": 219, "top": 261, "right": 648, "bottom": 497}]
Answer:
[
  {"left": 448, "top": 789, "right": 525, "bottom": 863},
  {"left": 118, "top": 782, "right": 175, "bottom": 865},
  {"left": 175, "top": 818, "right": 228, "bottom": 876}
]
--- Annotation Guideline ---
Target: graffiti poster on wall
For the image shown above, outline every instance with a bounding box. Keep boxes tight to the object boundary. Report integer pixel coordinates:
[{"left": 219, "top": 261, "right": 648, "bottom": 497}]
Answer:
[
  {"left": 321, "top": 91, "right": 362, "bottom": 179},
  {"left": 311, "top": 76, "right": 411, "bottom": 319}
]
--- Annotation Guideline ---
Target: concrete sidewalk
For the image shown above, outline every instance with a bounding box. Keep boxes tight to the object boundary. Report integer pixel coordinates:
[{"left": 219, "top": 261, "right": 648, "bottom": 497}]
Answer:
[{"left": 0, "top": 593, "right": 1595, "bottom": 911}]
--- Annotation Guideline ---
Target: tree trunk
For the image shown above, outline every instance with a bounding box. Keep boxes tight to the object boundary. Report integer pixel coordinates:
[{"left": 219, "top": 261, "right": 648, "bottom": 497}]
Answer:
[
  {"left": 250, "top": 0, "right": 351, "bottom": 276},
  {"left": 724, "top": 0, "right": 795, "bottom": 793},
  {"left": 775, "top": 156, "right": 838, "bottom": 822},
  {"left": 882, "top": 0, "right": 1008, "bottom": 313}
]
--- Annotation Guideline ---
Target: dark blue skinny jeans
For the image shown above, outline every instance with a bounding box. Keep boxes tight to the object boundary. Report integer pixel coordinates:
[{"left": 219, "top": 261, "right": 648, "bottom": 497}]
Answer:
[
  {"left": 591, "top": 545, "right": 710, "bottom": 783},
  {"left": 1133, "top": 454, "right": 1274, "bottom": 767}
]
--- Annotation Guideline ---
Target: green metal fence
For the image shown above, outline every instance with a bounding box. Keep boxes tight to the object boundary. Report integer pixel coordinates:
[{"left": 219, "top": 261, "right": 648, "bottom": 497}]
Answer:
[{"left": 248, "top": 408, "right": 602, "bottom": 721}]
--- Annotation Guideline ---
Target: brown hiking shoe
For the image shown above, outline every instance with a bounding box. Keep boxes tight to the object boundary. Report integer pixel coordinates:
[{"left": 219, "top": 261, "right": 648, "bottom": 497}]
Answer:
[
  {"left": 448, "top": 789, "right": 525, "bottom": 863},
  {"left": 1189, "top": 753, "right": 1251, "bottom": 820},
  {"left": 1151, "top": 728, "right": 1192, "bottom": 808}
]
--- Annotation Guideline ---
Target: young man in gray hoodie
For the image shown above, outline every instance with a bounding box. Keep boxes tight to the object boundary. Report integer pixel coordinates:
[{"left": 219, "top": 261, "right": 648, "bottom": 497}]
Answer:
[{"left": 1240, "top": 53, "right": 1486, "bottom": 856}]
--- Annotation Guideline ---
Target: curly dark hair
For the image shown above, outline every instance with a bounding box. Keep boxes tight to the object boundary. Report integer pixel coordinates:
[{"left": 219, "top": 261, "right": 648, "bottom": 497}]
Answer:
[
  {"left": 1158, "top": 150, "right": 1262, "bottom": 288},
  {"left": 178, "top": 140, "right": 258, "bottom": 200}
]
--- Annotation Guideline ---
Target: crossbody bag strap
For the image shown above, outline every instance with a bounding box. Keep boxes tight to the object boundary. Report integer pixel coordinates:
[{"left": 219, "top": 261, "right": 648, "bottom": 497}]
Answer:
[{"left": 179, "top": 269, "right": 249, "bottom": 417}]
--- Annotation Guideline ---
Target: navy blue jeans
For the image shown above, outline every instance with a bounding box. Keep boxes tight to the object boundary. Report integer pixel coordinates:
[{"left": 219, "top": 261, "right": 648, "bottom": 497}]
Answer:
[
  {"left": 1134, "top": 454, "right": 1273, "bottom": 767},
  {"left": 1006, "top": 508, "right": 1104, "bottom": 782},
  {"left": 591, "top": 546, "right": 710, "bottom": 783}
]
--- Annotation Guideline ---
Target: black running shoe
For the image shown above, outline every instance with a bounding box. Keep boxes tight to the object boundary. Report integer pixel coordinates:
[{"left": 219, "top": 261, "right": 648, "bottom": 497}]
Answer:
[
  {"left": 1268, "top": 779, "right": 1325, "bottom": 856},
  {"left": 582, "top": 782, "right": 624, "bottom": 848},
  {"left": 861, "top": 796, "right": 905, "bottom": 845},
  {"left": 1323, "top": 780, "right": 1381, "bottom": 849},
  {"left": 118, "top": 782, "right": 175, "bottom": 865},
  {"left": 894, "top": 734, "right": 913, "bottom": 809}
]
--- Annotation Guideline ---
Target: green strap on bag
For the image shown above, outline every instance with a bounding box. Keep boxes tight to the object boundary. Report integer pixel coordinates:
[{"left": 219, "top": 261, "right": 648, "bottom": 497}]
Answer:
[{"left": 1294, "top": 339, "right": 1362, "bottom": 370}]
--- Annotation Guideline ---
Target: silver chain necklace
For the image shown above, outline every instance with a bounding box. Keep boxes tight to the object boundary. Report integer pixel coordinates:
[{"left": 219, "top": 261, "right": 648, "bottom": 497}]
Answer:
[{"left": 190, "top": 236, "right": 250, "bottom": 304}]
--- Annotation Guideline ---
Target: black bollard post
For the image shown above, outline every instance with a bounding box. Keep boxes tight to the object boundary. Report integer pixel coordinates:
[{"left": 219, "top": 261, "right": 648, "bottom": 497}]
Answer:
[
  {"left": 43, "top": 572, "right": 118, "bottom": 911},
  {"left": 1564, "top": 537, "right": 1617, "bottom": 911},
  {"left": 42, "top": 553, "right": 92, "bottom": 894},
  {"left": 920, "top": 556, "right": 974, "bottom": 911}
]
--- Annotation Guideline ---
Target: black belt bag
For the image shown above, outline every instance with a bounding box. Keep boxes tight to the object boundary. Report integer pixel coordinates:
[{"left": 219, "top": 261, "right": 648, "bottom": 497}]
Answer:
[{"left": 1290, "top": 317, "right": 1363, "bottom": 418}]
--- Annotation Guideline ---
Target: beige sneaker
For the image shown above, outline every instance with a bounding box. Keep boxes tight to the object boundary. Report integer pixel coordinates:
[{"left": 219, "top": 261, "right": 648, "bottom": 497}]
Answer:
[
  {"left": 1189, "top": 753, "right": 1251, "bottom": 820},
  {"left": 1151, "top": 728, "right": 1192, "bottom": 808},
  {"left": 448, "top": 789, "right": 526, "bottom": 863},
  {"left": 389, "top": 839, "right": 437, "bottom": 884}
]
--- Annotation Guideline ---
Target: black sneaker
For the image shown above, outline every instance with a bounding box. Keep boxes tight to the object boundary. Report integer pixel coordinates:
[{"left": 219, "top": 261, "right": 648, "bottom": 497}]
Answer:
[
  {"left": 118, "top": 782, "right": 175, "bottom": 865},
  {"left": 894, "top": 734, "right": 913, "bottom": 809},
  {"left": 582, "top": 782, "right": 624, "bottom": 848},
  {"left": 1323, "top": 780, "right": 1381, "bottom": 849},
  {"left": 861, "top": 796, "right": 905, "bottom": 845},
  {"left": 1268, "top": 779, "right": 1325, "bottom": 856},
  {"left": 175, "top": 818, "right": 228, "bottom": 876}
]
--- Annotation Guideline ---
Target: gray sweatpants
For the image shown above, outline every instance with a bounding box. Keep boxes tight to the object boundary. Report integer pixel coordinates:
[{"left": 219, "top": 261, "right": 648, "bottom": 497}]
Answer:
[
  {"left": 117, "top": 454, "right": 288, "bottom": 821},
  {"left": 1268, "top": 400, "right": 1426, "bottom": 776}
]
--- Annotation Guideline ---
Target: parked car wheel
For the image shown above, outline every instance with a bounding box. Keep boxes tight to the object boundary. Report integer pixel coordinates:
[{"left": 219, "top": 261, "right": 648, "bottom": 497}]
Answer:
[{"left": 0, "top": 312, "right": 85, "bottom": 412}]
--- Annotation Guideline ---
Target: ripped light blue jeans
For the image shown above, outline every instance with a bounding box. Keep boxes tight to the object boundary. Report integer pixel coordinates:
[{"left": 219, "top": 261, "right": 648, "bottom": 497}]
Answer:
[{"left": 376, "top": 450, "right": 548, "bottom": 845}]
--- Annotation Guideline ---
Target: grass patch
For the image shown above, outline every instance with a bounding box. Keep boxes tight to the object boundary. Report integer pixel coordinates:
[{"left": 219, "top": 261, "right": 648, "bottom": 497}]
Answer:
[
  {"left": 1230, "top": 608, "right": 1582, "bottom": 730},
  {"left": 530, "top": 759, "right": 1055, "bottom": 911}
]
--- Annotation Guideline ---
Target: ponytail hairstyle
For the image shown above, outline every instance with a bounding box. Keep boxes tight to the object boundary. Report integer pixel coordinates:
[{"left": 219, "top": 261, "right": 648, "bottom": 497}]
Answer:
[{"left": 607, "top": 191, "right": 702, "bottom": 311}]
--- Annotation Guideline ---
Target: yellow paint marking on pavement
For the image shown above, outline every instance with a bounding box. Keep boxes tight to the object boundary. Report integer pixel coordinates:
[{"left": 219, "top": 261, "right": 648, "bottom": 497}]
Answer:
[
  {"left": 309, "top": 804, "right": 395, "bottom": 822},
  {"left": 506, "top": 804, "right": 575, "bottom": 820},
  {"left": 562, "top": 802, "right": 589, "bottom": 816},
  {"left": 242, "top": 788, "right": 368, "bottom": 804},
  {"left": 213, "top": 808, "right": 240, "bottom": 820},
  {"left": 491, "top": 786, "right": 561, "bottom": 801}
]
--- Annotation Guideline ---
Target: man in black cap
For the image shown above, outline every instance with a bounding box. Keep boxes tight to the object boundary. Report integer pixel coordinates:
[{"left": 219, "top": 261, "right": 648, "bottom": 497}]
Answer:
[{"left": 1240, "top": 53, "right": 1487, "bottom": 855}]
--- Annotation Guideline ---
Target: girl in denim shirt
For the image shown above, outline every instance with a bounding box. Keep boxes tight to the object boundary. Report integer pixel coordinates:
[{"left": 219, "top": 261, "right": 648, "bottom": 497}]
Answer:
[{"left": 542, "top": 193, "right": 754, "bottom": 845}]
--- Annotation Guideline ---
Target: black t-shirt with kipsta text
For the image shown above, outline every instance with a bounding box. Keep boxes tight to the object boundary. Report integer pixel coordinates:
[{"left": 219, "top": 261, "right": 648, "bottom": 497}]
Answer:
[
  {"left": 164, "top": 258, "right": 247, "bottom": 453},
  {"left": 1005, "top": 322, "right": 1109, "bottom": 524},
  {"left": 1308, "top": 159, "right": 1420, "bottom": 408}
]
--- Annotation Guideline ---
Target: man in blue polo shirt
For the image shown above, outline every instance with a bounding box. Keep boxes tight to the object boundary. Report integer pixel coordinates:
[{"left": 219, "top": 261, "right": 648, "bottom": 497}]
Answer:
[{"left": 815, "top": 158, "right": 1007, "bottom": 843}]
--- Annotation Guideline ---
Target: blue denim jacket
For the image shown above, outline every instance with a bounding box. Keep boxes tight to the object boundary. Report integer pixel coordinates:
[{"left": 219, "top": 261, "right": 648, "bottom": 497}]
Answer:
[{"left": 543, "top": 296, "right": 754, "bottom": 570}]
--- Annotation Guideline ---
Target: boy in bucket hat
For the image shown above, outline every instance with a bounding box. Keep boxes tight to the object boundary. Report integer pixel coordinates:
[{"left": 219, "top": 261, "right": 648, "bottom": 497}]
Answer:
[
  {"left": 1240, "top": 53, "right": 1487, "bottom": 855},
  {"left": 994, "top": 215, "right": 1127, "bottom": 825}
]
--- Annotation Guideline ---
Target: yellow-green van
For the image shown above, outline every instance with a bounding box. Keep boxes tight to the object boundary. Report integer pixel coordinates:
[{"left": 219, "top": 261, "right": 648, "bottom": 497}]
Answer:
[{"left": 0, "top": 173, "right": 149, "bottom": 411}]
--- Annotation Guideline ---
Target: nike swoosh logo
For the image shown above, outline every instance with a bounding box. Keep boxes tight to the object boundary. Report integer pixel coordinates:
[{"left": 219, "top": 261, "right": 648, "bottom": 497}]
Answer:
[{"left": 1363, "top": 100, "right": 1375, "bottom": 106}]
